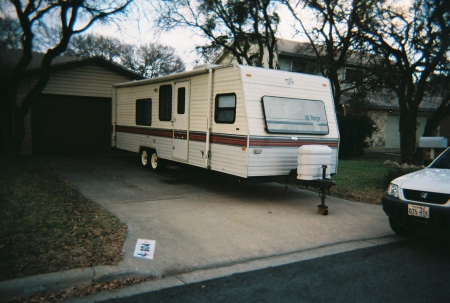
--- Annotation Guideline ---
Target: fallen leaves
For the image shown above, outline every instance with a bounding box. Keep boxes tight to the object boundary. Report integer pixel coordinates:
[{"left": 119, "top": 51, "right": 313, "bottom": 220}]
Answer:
[
  {"left": 0, "top": 156, "right": 127, "bottom": 282},
  {"left": 6, "top": 277, "right": 156, "bottom": 303}
]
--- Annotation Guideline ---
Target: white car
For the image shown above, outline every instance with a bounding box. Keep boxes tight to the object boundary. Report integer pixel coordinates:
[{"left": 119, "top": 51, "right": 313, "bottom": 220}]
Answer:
[{"left": 382, "top": 146, "right": 450, "bottom": 235}]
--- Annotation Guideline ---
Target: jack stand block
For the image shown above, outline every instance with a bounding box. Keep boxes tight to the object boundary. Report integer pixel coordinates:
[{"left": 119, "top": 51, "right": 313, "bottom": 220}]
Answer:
[
  {"left": 318, "top": 184, "right": 329, "bottom": 215},
  {"left": 318, "top": 204, "right": 328, "bottom": 216}
]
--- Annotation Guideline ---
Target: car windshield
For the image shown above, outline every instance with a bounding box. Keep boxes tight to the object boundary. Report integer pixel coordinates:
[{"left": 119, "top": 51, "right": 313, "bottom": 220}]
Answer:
[{"left": 430, "top": 147, "right": 450, "bottom": 169}]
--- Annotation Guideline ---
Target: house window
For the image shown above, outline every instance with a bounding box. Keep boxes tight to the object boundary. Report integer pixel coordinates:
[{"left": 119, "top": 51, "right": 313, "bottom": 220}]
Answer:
[
  {"left": 277, "top": 57, "right": 292, "bottom": 71},
  {"left": 215, "top": 93, "right": 236, "bottom": 124},
  {"left": 292, "top": 58, "right": 319, "bottom": 75},
  {"left": 177, "top": 87, "right": 186, "bottom": 114},
  {"left": 345, "top": 68, "right": 365, "bottom": 83},
  {"left": 159, "top": 84, "right": 172, "bottom": 121},
  {"left": 136, "top": 98, "right": 152, "bottom": 126}
]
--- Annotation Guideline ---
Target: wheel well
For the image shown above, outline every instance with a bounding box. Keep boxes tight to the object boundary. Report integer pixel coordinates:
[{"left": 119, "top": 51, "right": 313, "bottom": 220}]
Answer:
[{"left": 139, "top": 146, "right": 156, "bottom": 155}]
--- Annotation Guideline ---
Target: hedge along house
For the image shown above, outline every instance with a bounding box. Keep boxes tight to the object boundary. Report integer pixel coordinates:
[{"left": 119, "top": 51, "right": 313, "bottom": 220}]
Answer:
[
  {"left": 215, "top": 38, "right": 450, "bottom": 150},
  {"left": 0, "top": 49, "right": 143, "bottom": 155}
]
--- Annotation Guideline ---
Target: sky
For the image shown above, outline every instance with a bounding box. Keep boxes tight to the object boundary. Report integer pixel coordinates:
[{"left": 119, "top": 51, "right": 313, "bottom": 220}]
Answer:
[
  {"left": 87, "top": 0, "right": 303, "bottom": 70},
  {"left": 0, "top": 0, "right": 307, "bottom": 70},
  {"left": 1, "top": 0, "right": 414, "bottom": 71}
]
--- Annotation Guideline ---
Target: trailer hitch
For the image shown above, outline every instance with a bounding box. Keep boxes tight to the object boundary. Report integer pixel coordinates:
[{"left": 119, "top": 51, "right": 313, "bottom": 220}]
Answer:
[{"left": 291, "top": 165, "right": 335, "bottom": 216}]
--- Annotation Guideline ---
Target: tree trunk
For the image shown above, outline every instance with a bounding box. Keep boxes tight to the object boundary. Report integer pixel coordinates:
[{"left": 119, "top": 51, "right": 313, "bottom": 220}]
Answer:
[
  {"left": 0, "top": 101, "right": 13, "bottom": 154},
  {"left": 0, "top": 43, "right": 33, "bottom": 154},
  {"left": 4, "top": 44, "right": 67, "bottom": 154},
  {"left": 327, "top": 67, "right": 343, "bottom": 115},
  {"left": 399, "top": 112, "right": 418, "bottom": 164},
  {"left": 1, "top": 81, "right": 21, "bottom": 154}
]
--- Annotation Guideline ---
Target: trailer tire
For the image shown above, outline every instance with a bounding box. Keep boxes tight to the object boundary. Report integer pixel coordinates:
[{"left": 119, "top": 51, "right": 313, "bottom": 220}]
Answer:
[
  {"left": 140, "top": 149, "right": 150, "bottom": 168},
  {"left": 149, "top": 149, "right": 164, "bottom": 172}
]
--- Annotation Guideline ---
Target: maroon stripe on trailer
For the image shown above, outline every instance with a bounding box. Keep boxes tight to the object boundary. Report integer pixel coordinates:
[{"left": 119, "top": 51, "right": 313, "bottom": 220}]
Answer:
[
  {"left": 189, "top": 132, "right": 247, "bottom": 147},
  {"left": 190, "top": 131, "right": 207, "bottom": 142},
  {"left": 210, "top": 133, "right": 247, "bottom": 147},
  {"left": 115, "top": 126, "right": 173, "bottom": 138},
  {"left": 174, "top": 130, "right": 187, "bottom": 140},
  {"left": 249, "top": 137, "right": 338, "bottom": 148},
  {"left": 115, "top": 126, "right": 338, "bottom": 149}
]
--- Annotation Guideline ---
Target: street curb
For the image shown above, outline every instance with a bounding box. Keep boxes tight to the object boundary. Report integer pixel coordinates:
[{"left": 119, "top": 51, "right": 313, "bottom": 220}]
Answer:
[
  {"left": 65, "top": 235, "right": 401, "bottom": 303},
  {"left": 0, "top": 236, "right": 399, "bottom": 301},
  {"left": 0, "top": 268, "right": 94, "bottom": 301},
  {"left": 0, "top": 263, "right": 165, "bottom": 301}
]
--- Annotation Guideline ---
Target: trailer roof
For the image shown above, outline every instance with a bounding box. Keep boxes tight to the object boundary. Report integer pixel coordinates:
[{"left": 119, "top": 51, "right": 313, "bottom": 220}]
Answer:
[
  {"left": 113, "top": 64, "right": 232, "bottom": 88},
  {"left": 113, "top": 63, "right": 329, "bottom": 88}
]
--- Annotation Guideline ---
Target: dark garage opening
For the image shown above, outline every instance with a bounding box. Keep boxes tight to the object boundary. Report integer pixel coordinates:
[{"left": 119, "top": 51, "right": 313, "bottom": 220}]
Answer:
[{"left": 32, "top": 94, "right": 112, "bottom": 155}]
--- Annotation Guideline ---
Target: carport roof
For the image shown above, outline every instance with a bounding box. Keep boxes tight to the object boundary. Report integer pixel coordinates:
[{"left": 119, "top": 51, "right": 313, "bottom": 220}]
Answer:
[{"left": 0, "top": 48, "right": 144, "bottom": 80}]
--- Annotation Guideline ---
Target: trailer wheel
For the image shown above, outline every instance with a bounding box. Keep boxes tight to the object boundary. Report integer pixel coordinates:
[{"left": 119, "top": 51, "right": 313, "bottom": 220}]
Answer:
[
  {"left": 149, "top": 150, "right": 164, "bottom": 172},
  {"left": 140, "top": 149, "right": 150, "bottom": 167}
]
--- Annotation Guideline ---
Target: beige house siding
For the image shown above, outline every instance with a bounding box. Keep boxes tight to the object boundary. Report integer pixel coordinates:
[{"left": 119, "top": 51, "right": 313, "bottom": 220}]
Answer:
[{"left": 42, "top": 63, "right": 132, "bottom": 97}]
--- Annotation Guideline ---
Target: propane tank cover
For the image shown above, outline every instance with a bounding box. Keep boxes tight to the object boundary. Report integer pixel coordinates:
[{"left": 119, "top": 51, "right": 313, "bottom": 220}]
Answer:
[{"left": 297, "top": 145, "right": 332, "bottom": 180}]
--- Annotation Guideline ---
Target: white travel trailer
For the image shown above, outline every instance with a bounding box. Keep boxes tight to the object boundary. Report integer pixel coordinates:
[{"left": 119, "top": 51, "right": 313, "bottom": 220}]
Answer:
[{"left": 112, "top": 64, "right": 339, "bottom": 188}]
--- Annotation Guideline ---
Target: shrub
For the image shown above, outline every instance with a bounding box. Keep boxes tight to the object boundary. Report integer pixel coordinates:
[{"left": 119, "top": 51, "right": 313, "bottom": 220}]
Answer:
[
  {"left": 338, "top": 114, "right": 377, "bottom": 158},
  {"left": 383, "top": 166, "right": 423, "bottom": 187}
]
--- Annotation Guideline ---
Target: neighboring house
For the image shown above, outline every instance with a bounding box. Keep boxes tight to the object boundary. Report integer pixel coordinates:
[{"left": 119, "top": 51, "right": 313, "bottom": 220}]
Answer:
[
  {"left": 0, "top": 49, "right": 144, "bottom": 155},
  {"left": 215, "top": 38, "right": 450, "bottom": 150}
]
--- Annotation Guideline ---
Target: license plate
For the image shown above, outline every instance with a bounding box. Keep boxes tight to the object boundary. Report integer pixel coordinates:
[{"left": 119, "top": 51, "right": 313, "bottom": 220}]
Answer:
[{"left": 408, "top": 204, "right": 430, "bottom": 218}]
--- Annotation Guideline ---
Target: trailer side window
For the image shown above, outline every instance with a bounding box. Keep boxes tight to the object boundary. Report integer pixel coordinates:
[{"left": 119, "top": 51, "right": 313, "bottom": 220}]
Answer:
[
  {"left": 159, "top": 84, "right": 172, "bottom": 121},
  {"left": 136, "top": 98, "right": 152, "bottom": 126},
  {"left": 215, "top": 93, "right": 236, "bottom": 124}
]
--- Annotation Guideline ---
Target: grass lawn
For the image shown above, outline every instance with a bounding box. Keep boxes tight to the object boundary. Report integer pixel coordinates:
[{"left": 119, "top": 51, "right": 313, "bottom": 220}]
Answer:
[
  {"left": 330, "top": 152, "right": 403, "bottom": 204},
  {"left": 0, "top": 156, "right": 127, "bottom": 282}
]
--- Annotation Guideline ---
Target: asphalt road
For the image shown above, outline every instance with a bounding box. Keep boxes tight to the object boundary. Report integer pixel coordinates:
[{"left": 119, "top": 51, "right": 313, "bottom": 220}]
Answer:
[{"left": 99, "top": 235, "right": 450, "bottom": 303}]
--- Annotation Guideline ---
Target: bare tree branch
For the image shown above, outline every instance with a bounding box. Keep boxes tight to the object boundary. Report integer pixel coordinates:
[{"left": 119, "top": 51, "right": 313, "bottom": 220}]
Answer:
[
  {"left": 0, "top": 0, "right": 134, "bottom": 154},
  {"left": 154, "top": 0, "right": 280, "bottom": 68}
]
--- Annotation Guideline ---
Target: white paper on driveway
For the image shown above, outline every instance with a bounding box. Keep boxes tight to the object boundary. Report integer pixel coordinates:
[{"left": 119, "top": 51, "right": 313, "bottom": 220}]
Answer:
[{"left": 133, "top": 239, "right": 156, "bottom": 260}]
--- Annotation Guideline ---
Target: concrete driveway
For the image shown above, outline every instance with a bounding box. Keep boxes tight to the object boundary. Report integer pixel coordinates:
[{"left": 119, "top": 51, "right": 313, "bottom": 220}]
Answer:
[{"left": 39, "top": 151, "right": 396, "bottom": 281}]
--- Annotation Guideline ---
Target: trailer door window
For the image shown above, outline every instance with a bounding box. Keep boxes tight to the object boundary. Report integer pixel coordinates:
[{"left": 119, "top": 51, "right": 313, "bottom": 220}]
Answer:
[
  {"left": 215, "top": 93, "right": 236, "bottom": 124},
  {"left": 262, "top": 96, "right": 329, "bottom": 135},
  {"left": 136, "top": 98, "right": 152, "bottom": 126},
  {"left": 177, "top": 87, "right": 186, "bottom": 114},
  {"left": 159, "top": 84, "right": 172, "bottom": 121}
]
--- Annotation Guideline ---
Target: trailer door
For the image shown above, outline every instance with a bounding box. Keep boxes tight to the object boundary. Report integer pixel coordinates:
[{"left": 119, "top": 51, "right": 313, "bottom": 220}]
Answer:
[{"left": 173, "top": 81, "right": 190, "bottom": 161}]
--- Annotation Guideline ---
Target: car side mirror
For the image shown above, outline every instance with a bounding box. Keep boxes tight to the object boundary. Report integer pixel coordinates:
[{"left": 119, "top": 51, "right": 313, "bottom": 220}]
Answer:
[{"left": 423, "top": 158, "right": 433, "bottom": 166}]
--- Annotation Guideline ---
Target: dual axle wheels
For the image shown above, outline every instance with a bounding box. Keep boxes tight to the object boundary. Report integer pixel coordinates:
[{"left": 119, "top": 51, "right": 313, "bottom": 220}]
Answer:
[{"left": 140, "top": 149, "right": 164, "bottom": 172}]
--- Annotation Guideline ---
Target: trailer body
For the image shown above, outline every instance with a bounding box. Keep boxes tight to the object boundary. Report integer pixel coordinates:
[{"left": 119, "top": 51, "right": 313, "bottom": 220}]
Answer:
[{"left": 112, "top": 64, "right": 339, "bottom": 179}]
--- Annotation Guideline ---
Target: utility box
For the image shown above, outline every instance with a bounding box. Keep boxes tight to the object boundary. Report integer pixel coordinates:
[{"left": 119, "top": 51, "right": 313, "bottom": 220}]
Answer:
[
  {"left": 419, "top": 137, "right": 448, "bottom": 148},
  {"left": 297, "top": 145, "right": 332, "bottom": 180}
]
